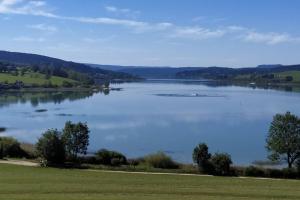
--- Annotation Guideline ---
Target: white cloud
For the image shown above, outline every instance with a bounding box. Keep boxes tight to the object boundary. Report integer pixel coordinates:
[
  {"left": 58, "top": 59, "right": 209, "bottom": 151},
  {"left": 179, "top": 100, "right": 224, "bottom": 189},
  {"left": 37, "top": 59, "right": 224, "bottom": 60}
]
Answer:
[
  {"left": 227, "top": 25, "right": 248, "bottom": 32},
  {"left": 82, "top": 35, "right": 116, "bottom": 43},
  {"left": 243, "top": 31, "right": 299, "bottom": 45},
  {"left": 171, "top": 27, "right": 226, "bottom": 40},
  {"left": 65, "top": 16, "right": 173, "bottom": 33},
  {"left": 28, "top": 0, "right": 45, "bottom": 7},
  {"left": 105, "top": 5, "right": 140, "bottom": 18},
  {"left": 71, "top": 16, "right": 147, "bottom": 27},
  {"left": 13, "top": 36, "right": 45, "bottom": 42},
  {"left": 28, "top": 23, "right": 57, "bottom": 32},
  {"left": 0, "top": 0, "right": 58, "bottom": 17},
  {"left": 2, "top": 1, "right": 300, "bottom": 45}
]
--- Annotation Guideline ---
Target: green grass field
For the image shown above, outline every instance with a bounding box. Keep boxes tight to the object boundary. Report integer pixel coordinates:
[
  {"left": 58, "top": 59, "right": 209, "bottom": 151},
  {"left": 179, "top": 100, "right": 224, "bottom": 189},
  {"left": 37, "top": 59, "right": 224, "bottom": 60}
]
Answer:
[
  {"left": 0, "top": 164, "right": 299, "bottom": 200},
  {"left": 276, "top": 71, "right": 300, "bottom": 82},
  {"left": 0, "top": 72, "right": 76, "bottom": 86}
]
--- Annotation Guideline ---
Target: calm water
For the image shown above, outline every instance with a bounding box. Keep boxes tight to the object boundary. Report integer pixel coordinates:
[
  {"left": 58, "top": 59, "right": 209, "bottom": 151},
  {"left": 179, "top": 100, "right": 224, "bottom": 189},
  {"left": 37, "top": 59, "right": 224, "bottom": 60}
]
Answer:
[{"left": 1, "top": 80, "right": 300, "bottom": 165}]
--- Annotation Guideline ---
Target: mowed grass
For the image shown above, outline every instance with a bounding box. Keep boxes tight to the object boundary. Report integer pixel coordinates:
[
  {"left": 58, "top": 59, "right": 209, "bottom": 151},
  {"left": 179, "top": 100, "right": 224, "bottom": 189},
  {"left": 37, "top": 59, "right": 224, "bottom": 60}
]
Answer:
[
  {"left": 276, "top": 71, "right": 300, "bottom": 82},
  {"left": 0, "top": 164, "right": 300, "bottom": 200},
  {"left": 0, "top": 72, "right": 76, "bottom": 86}
]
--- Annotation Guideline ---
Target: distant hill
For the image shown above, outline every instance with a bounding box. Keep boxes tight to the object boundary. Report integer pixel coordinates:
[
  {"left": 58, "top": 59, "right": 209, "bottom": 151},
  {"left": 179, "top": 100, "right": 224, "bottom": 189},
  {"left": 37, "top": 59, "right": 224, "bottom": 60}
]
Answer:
[
  {"left": 88, "top": 64, "right": 204, "bottom": 79},
  {"left": 89, "top": 63, "right": 300, "bottom": 80},
  {"left": 257, "top": 64, "right": 283, "bottom": 69},
  {"left": 175, "top": 65, "right": 300, "bottom": 85},
  {"left": 176, "top": 65, "right": 300, "bottom": 79},
  {"left": 87, "top": 64, "right": 125, "bottom": 72},
  {"left": 0, "top": 51, "right": 138, "bottom": 82}
]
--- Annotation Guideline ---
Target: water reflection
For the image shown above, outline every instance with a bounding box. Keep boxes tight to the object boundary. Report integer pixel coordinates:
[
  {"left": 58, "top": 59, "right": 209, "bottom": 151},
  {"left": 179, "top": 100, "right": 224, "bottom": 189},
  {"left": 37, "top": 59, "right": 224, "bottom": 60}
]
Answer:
[
  {"left": 0, "top": 90, "right": 99, "bottom": 107},
  {"left": 146, "top": 79, "right": 300, "bottom": 93}
]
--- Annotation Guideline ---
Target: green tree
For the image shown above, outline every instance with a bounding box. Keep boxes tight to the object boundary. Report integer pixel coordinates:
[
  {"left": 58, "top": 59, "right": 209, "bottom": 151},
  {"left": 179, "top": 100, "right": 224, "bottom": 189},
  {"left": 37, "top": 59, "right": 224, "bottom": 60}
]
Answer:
[
  {"left": 144, "top": 151, "right": 178, "bottom": 169},
  {"left": 62, "top": 121, "right": 90, "bottom": 160},
  {"left": 0, "top": 137, "right": 26, "bottom": 158},
  {"left": 96, "top": 149, "right": 127, "bottom": 166},
  {"left": 193, "top": 143, "right": 211, "bottom": 173},
  {"left": 210, "top": 153, "right": 232, "bottom": 176},
  {"left": 266, "top": 112, "right": 300, "bottom": 168},
  {"left": 36, "top": 129, "right": 65, "bottom": 164}
]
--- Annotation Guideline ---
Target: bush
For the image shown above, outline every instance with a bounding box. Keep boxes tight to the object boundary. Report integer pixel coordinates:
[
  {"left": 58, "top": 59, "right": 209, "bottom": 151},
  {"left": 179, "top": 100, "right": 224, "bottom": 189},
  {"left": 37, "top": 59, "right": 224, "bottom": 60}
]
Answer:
[
  {"left": 96, "top": 149, "right": 127, "bottom": 166},
  {"left": 127, "top": 159, "right": 139, "bottom": 168},
  {"left": 111, "top": 158, "right": 122, "bottom": 166},
  {"left": 79, "top": 156, "right": 98, "bottom": 164},
  {"left": 210, "top": 153, "right": 232, "bottom": 176},
  {"left": 144, "top": 152, "right": 179, "bottom": 169},
  {"left": 244, "top": 166, "right": 265, "bottom": 177},
  {"left": 62, "top": 81, "right": 73, "bottom": 88},
  {"left": 20, "top": 143, "right": 37, "bottom": 159},
  {"left": 36, "top": 129, "right": 65, "bottom": 164},
  {"left": 282, "top": 168, "right": 298, "bottom": 179},
  {"left": 285, "top": 76, "right": 293, "bottom": 82},
  {"left": 0, "top": 137, "right": 27, "bottom": 158},
  {"left": 266, "top": 168, "right": 283, "bottom": 178}
]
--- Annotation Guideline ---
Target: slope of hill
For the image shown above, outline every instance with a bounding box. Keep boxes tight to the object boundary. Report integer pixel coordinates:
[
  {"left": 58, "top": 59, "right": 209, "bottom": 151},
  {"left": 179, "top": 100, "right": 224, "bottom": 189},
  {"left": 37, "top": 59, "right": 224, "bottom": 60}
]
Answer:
[
  {"left": 0, "top": 51, "right": 138, "bottom": 83},
  {"left": 175, "top": 65, "right": 300, "bottom": 85}
]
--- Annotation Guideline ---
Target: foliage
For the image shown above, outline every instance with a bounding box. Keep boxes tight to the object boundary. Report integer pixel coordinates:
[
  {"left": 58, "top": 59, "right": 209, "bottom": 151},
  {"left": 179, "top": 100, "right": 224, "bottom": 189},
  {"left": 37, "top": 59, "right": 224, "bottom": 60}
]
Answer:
[
  {"left": 285, "top": 76, "right": 293, "bottom": 82},
  {"left": 0, "top": 137, "right": 27, "bottom": 158},
  {"left": 127, "top": 159, "right": 139, "bottom": 167},
  {"left": 193, "top": 143, "right": 212, "bottom": 173},
  {"left": 244, "top": 166, "right": 265, "bottom": 177},
  {"left": 20, "top": 143, "right": 37, "bottom": 159},
  {"left": 210, "top": 153, "right": 232, "bottom": 176},
  {"left": 266, "top": 112, "right": 300, "bottom": 168},
  {"left": 95, "top": 149, "right": 127, "bottom": 166},
  {"left": 36, "top": 129, "right": 65, "bottom": 164},
  {"left": 143, "top": 152, "right": 179, "bottom": 169},
  {"left": 62, "top": 121, "right": 90, "bottom": 160}
]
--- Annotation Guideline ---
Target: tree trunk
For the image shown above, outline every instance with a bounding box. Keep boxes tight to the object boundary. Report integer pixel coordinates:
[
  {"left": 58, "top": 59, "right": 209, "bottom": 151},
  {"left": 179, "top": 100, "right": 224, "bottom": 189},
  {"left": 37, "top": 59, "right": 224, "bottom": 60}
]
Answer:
[
  {"left": 287, "top": 153, "right": 293, "bottom": 168},
  {"left": 288, "top": 162, "right": 292, "bottom": 169}
]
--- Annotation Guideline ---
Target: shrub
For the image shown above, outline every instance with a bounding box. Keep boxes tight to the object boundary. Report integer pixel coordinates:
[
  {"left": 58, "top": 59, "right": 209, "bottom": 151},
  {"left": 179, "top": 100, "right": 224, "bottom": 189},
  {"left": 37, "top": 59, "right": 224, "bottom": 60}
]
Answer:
[
  {"left": 282, "top": 168, "right": 298, "bottom": 179},
  {"left": 285, "top": 76, "right": 293, "bottom": 82},
  {"left": 96, "top": 149, "right": 127, "bottom": 166},
  {"left": 111, "top": 158, "right": 122, "bottom": 166},
  {"left": 20, "top": 143, "right": 37, "bottom": 159},
  {"left": 144, "top": 152, "right": 179, "bottom": 169},
  {"left": 62, "top": 81, "right": 73, "bottom": 88},
  {"left": 79, "top": 156, "right": 98, "bottom": 164},
  {"left": 36, "top": 129, "right": 65, "bottom": 164},
  {"left": 0, "top": 137, "right": 27, "bottom": 158},
  {"left": 244, "top": 166, "right": 265, "bottom": 177},
  {"left": 127, "top": 159, "right": 139, "bottom": 168},
  {"left": 210, "top": 153, "right": 232, "bottom": 176},
  {"left": 266, "top": 168, "right": 283, "bottom": 178}
]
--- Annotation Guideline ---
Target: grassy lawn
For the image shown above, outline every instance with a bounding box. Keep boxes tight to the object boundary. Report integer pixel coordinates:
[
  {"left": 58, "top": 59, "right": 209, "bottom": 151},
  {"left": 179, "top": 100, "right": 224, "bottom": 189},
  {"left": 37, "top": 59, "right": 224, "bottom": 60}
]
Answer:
[
  {"left": 0, "top": 72, "right": 76, "bottom": 86},
  {"left": 276, "top": 71, "right": 300, "bottom": 82},
  {"left": 0, "top": 164, "right": 300, "bottom": 200}
]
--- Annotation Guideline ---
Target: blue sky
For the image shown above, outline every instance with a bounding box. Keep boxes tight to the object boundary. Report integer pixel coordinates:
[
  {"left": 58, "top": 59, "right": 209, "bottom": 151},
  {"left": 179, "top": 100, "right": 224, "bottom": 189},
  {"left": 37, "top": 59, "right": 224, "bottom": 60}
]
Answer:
[{"left": 1, "top": 0, "right": 300, "bottom": 67}]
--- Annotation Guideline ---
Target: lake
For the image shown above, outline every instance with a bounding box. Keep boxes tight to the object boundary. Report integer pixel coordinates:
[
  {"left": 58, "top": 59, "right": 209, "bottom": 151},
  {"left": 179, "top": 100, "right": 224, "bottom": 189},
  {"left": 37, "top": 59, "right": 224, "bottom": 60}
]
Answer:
[{"left": 1, "top": 80, "right": 300, "bottom": 165}]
